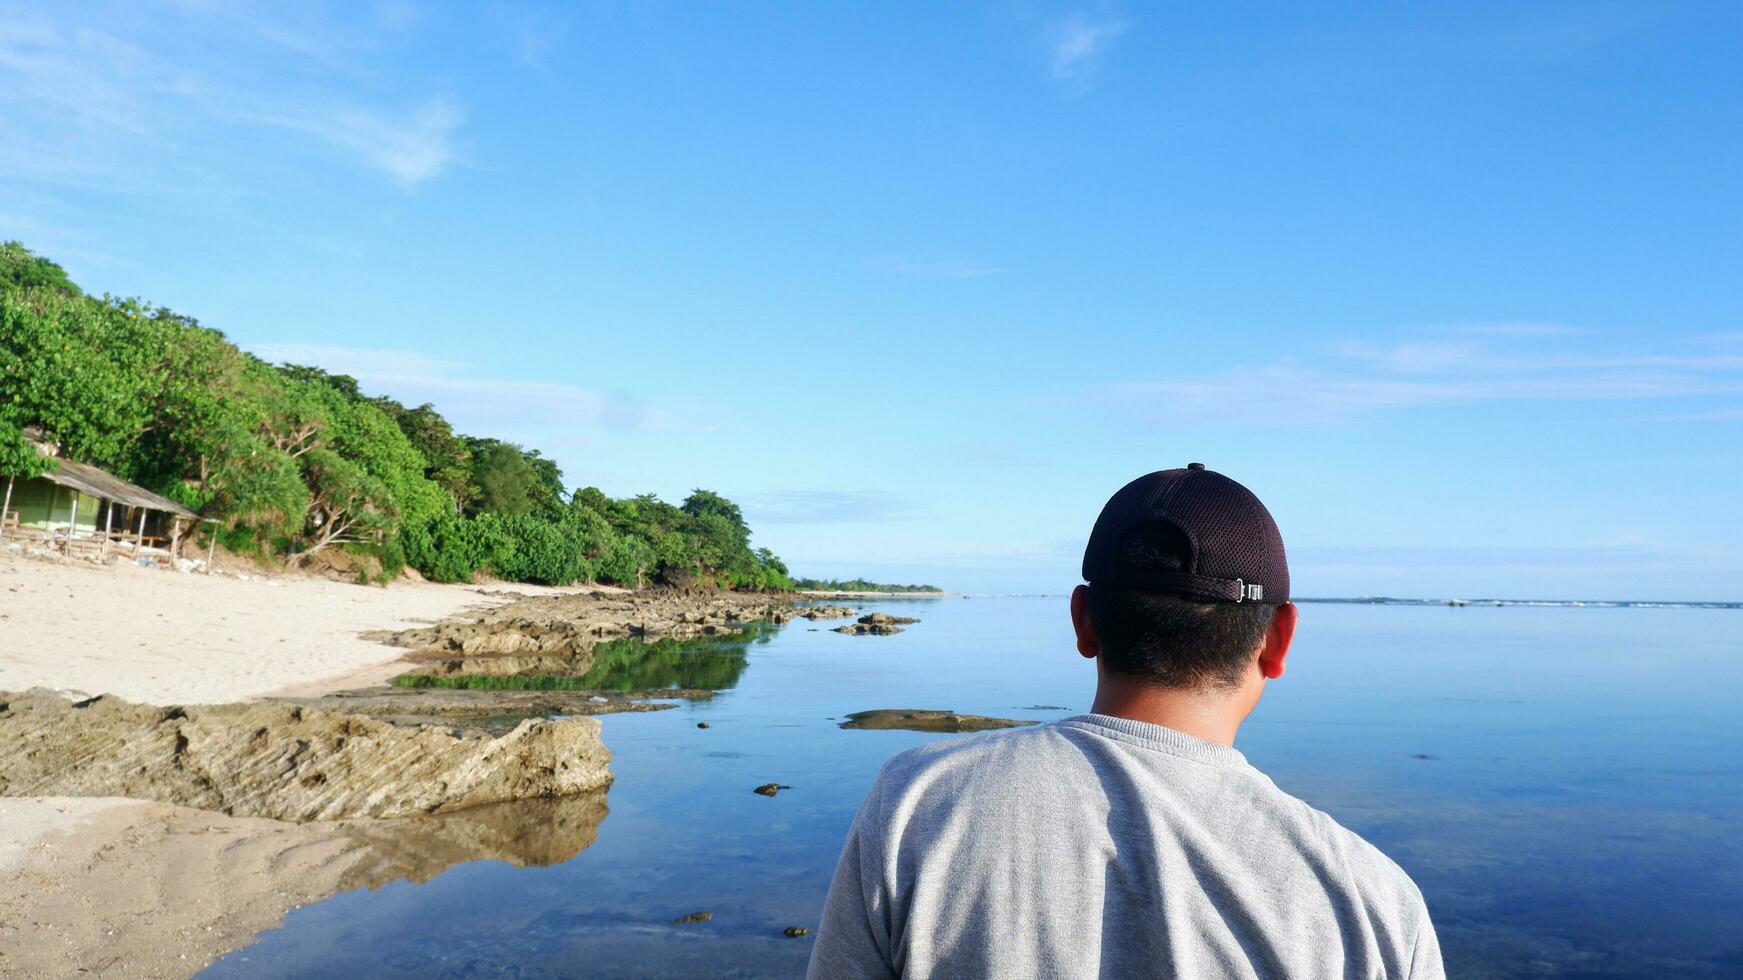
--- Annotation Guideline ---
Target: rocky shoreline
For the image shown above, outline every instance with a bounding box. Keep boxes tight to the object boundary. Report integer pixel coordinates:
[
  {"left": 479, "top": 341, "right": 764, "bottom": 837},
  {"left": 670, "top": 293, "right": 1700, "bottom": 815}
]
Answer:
[
  {"left": 0, "top": 578, "right": 1056, "bottom": 976},
  {"left": 0, "top": 689, "right": 613, "bottom": 821},
  {"left": 0, "top": 571, "right": 890, "bottom": 976},
  {"left": 0, "top": 589, "right": 828, "bottom": 826},
  {"left": 373, "top": 588, "right": 842, "bottom": 656}
]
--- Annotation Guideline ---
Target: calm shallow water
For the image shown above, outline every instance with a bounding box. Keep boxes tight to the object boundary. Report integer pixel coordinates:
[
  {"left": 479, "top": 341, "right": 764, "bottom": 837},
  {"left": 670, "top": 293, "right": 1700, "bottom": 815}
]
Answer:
[{"left": 205, "top": 597, "right": 1743, "bottom": 979}]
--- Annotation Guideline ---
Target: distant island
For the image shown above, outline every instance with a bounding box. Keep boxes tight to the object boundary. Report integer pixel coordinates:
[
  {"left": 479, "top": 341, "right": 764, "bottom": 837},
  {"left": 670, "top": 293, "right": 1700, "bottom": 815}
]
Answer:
[{"left": 793, "top": 577, "right": 944, "bottom": 594}]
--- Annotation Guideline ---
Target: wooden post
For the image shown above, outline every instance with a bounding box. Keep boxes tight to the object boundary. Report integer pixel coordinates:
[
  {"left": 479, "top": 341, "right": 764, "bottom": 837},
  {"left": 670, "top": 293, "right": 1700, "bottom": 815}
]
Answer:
[
  {"left": 0, "top": 475, "right": 13, "bottom": 542},
  {"left": 65, "top": 489, "right": 79, "bottom": 556},
  {"left": 206, "top": 521, "right": 218, "bottom": 569},
  {"left": 170, "top": 519, "right": 181, "bottom": 559},
  {"left": 100, "top": 501, "right": 115, "bottom": 559},
  {"left": 135, "top": 508, "right": 147, "bottom": 551}
]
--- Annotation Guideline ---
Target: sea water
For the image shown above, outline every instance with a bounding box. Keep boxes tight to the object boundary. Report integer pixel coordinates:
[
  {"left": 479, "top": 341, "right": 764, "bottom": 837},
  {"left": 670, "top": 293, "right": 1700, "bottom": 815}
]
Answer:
[{"left": 204, "top": 597, "right": 1743, "bottom": 979}]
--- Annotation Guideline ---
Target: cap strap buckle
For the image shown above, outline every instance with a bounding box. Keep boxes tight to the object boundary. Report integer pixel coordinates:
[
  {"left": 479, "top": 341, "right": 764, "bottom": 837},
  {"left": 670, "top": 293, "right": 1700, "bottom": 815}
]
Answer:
[{"left": 1097, "top": 569, "right": 1265, "bottom": 603}]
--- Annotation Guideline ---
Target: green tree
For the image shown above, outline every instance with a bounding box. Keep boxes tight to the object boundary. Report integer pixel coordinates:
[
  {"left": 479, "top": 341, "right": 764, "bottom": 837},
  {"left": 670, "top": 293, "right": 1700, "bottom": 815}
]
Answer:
[
  {"left": 374, "top": 398, "right": 472, "bottom": 510},
  {"left": 0, "top": 241, "right": 79, "bottom": 297},
  {"left": 0, "top": 288, "right": 156, "bottom": 474},
  {"left": 597, "top": 532, "right": 656, "bottom": 587},
  {"left": 571, "top": 485, "right": 610, "bottom": 515},
  {"left": 1, "top": 242, "right": 797, "bottom": 592},
  {"left": 522, "top": 448, "right": 565, "bottom": 516},
  {"left": 466, "top": 440, "right": 543, "bottom": 517},
  {"left": 286, "top": 447, "right": 394, "bottom": 563},
  {"left": 681, "top": 489, "right": 746, "bottom": 533}
]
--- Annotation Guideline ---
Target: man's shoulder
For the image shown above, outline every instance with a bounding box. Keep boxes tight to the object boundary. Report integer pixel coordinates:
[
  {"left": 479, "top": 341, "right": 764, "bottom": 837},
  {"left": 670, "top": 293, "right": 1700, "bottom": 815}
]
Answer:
[
  {"left": 874, "top": 722, "right": 1076, "bottom": 796},
  {"left": 1262, "top": 780, "right": 1429, "bottom": 909}
]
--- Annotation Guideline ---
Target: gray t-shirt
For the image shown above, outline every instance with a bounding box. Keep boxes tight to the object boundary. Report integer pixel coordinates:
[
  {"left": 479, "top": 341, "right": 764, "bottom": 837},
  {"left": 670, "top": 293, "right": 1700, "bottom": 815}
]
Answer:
[{"left": 808, "top": 714, "right": 1442, "bottom": 979}]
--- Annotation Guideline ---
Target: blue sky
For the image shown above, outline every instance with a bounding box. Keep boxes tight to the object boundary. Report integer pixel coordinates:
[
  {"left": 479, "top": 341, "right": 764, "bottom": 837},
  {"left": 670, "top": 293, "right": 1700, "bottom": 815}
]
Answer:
[{"left": 3, "top": 1, "right": 1739, "bottom": 599}]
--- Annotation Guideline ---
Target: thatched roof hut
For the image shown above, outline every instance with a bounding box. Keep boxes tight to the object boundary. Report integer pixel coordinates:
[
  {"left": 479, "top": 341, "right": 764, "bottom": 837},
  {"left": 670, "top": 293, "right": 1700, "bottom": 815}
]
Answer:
[{"left": 2, "top": 434, "right": 202, "bottom": 559}]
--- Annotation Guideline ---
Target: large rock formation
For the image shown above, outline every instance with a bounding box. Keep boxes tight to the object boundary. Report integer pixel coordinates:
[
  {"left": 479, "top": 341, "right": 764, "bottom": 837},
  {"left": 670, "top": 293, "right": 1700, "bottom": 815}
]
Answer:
[
  {"left": 375, "top": 589, "right": 804, "bottom": 656},
  {"left": 0, "top": 689, "right": 612, "bottom": 821}
]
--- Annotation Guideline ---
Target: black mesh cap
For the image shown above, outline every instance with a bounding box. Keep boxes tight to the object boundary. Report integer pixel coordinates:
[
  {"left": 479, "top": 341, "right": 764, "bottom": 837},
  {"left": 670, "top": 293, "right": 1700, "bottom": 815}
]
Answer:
[{"left": 1081, "top": 463, "right": 1289, "bottom": 604}]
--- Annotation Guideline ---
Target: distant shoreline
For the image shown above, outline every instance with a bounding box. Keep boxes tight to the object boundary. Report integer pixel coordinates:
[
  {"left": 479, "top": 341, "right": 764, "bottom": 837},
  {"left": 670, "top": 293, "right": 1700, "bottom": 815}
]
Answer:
[
  {"left": 1294, "top": 596, "right": 1742, "bottom": 610},
  {"left": 798, "top": 589, "right": 950, "bottom": 599},
  {"left": 792, "top": 591, "right": 1740, "bottom": 609}
]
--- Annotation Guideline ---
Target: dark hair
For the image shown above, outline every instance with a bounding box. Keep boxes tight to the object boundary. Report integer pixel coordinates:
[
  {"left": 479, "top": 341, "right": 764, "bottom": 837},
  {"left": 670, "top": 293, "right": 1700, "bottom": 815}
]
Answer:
[{"left": 1085, "top": 522, "right": 1275, "bottom": 689}]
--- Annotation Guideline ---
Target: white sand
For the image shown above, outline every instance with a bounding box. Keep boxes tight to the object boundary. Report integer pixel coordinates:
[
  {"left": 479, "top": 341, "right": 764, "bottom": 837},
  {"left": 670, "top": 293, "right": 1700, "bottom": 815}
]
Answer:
[
  {"left": 0, "top": 551, "right": 589, "bottom": 704},
  {"left": 0, "top": 553, "right": 616, "bottom": 977},
  {"left": 0, "top": 796, "right": 366, "bottom": 977}
]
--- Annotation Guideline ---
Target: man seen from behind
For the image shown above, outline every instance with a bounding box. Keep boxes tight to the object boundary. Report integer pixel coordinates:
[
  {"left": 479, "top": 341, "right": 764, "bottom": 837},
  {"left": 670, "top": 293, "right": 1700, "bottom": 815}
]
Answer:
[{"left": 807, "top": 464, "right": 1443, "bottom": 979}]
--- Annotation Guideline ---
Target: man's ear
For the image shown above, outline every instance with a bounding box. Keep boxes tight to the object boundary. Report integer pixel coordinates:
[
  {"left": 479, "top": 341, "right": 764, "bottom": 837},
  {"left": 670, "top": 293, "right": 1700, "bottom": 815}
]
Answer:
[
  {"left": 1257, "top": 602, "right": 1298, "bottom": 680},
  {"left": 1070, "top": 585, "right": 1100, "bottom": 660}
]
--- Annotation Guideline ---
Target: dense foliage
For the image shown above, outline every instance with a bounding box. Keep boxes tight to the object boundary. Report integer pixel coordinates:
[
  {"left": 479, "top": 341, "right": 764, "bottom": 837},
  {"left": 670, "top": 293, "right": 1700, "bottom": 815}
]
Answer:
[
  {"left": 0, "top": 242, "right": 792, "bottom": 590},
  {"left": 792, "top": 578, "right": 944, "bottom": 593}
]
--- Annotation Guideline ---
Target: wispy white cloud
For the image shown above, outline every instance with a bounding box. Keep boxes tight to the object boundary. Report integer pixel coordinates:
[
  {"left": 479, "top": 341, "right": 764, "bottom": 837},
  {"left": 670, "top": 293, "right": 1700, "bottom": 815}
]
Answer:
[
  {"left": 1630, "top": 408, "right": 1743, "bottom": 423},
  {"left": 1293, "top": 542, "right": 1685, "bottom": 570},
  {"left": 252, "top": 342, "right": 466, "bottom": 382},
  {"left": 1046, "top": 15, "right": 1128, "bottom": 85},
  {"left": 253, "top": 340, "right": 632, "bottom": 462},
  {"left": 0, "top": 210, "right": 120, "bottom": 268},
  {"left": 1336, "top": 338, "right": 1743, "bottom": 375},
  {"left": 737, "top": 490, "right": 925, "bottom": 525},
  {"left": 0, "top": 10, "right": 462, "bottom": 189},
  {"left": 1104, "top": 331, "right": 1743, "bottom": 426},
  {"left": 240, "top": 96, "right": 464, "bottom": 187},
  {"left": 250, "top": 341, "right": 745, "bottom": 442}
]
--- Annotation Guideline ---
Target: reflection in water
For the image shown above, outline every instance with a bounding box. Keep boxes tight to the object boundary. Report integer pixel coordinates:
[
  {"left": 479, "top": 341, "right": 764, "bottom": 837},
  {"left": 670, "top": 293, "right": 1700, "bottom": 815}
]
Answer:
[
  {"left": 574, "top": 634, "right": 753, "bottom": 690},
  {"left": 211, "top": 601, "right": 1743, "bottom": 979},
  {"left": 393, "top": 627, "right": 772, "bottom": 693},
  {"left": 339, "top": 790, "right": 611, "bottom": 889},
  {"left": 198, "top": 791, "right": 612, "bottom": 980}
]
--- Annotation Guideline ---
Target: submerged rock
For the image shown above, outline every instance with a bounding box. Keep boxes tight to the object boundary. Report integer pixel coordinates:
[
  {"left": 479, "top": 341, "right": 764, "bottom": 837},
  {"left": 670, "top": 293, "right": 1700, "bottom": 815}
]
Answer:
[
  {"left": 858, "top": 613, "right": 920, "bottom": 626},
  {"left": 784, "top": 927, "right": 811, "bottom": 938},
  {"left": 839, "top": 709, "right": 1036, "bottom": 733},
  {"left": 832, "top": 622, "right": 904, "bottom": 635},
  {"left": 0, "top": 689, "right": 612, "bottom": 821},
  {"left": 674, "top": 912, "right": 713, "bottom": 925},
  {"left": 832, "top": 612, "right": 922, "bottom": 635},
  {"left": 753, "top": 783, "right": 790, "bottom": 797}
]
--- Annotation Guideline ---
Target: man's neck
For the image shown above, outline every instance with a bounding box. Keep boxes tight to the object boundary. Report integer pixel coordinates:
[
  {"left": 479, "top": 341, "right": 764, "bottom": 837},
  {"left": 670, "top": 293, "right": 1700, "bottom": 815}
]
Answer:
[{"left": 1088, "top": 679, "right": 1254, "bottom": 747}]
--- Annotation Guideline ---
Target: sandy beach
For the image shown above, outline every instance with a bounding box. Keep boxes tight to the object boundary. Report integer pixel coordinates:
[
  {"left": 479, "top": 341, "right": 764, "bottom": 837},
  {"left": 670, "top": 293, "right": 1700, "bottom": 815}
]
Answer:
[
  {"left": 0, "top": 553, "right": 603, "bottom": 977},
  {"left": 0, "top": 551, "right": 594, "bottom": 705},
  {"left": 0, "top": 796, "right": 369, "bottom": 977}
]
